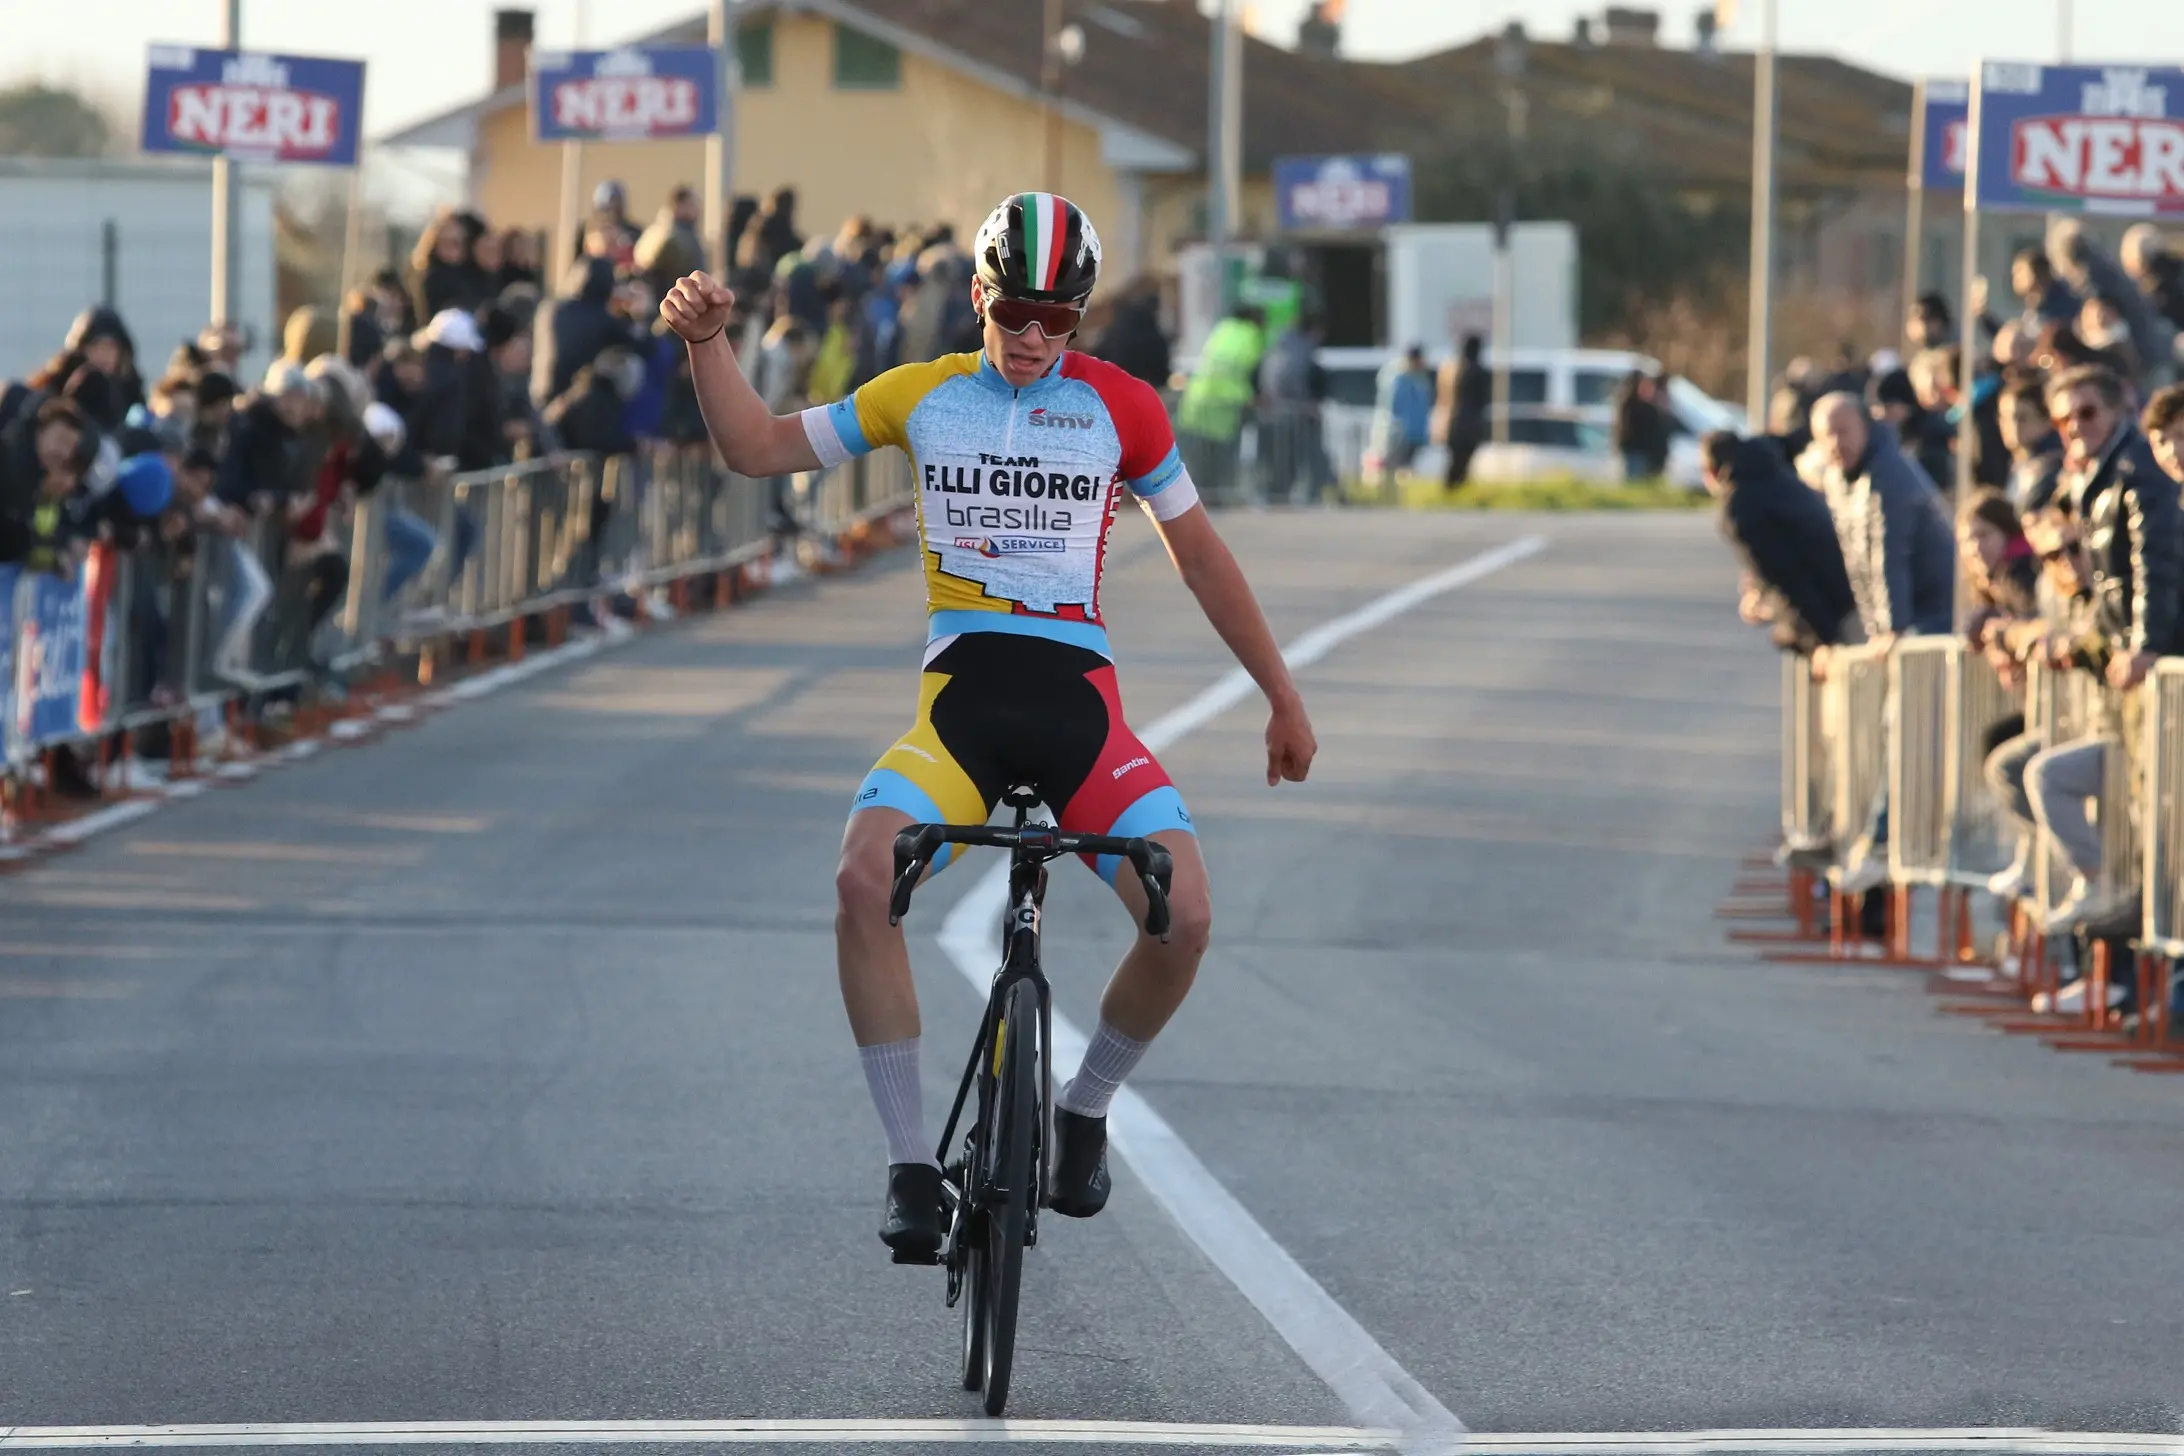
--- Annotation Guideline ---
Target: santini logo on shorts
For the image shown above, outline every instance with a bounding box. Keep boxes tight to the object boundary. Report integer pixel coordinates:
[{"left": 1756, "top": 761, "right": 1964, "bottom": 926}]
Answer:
[
  {"left": 1111, "top": 755, "right": 1151, "bottom": 780},
  {"left": 954, "top": 535, "right": 1066, "bottom": 557},
  {"left": 1027, "top": 407, "right": 1096, "bottom": 430}
]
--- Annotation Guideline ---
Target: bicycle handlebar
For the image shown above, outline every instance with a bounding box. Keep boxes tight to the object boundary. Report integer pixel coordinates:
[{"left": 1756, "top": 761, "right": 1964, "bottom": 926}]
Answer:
[{"left": 886, "top": 822, "right": 1174, "bottom": 940}]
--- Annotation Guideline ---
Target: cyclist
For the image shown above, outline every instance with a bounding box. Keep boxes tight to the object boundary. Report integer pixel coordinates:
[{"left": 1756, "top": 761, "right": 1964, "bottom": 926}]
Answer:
[{"left": 661, "top": 193, "right": 1317, "bottom": 1256}]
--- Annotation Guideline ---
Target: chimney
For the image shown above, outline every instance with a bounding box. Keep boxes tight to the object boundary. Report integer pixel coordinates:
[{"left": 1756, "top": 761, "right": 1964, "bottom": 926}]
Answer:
[
  {"left": 1573, "top": 16, "right": 1595, "bottom": 46},
  {"left": 1692, "top": 7, "right": 1719, "bottom": 54},
  {"left": 494, "top": 8, "right": 534, "bottom": 91},
  {"left": 1601, "top": 6, "right": 1660, "bottom": 46},
  {"left": 1297, "top": 0, "right": 1342, "bottom": 58}
]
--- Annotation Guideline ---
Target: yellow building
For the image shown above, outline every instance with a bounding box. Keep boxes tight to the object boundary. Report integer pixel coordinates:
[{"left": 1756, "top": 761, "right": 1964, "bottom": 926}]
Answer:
[{"left": 379, "top": 0, "right": 1418, "bottom": 292}]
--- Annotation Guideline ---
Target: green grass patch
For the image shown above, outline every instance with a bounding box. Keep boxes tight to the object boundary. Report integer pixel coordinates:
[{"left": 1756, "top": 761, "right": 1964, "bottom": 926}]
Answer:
[{"left": 1340, "top": 474, "right": 1710, "bottom": 512}]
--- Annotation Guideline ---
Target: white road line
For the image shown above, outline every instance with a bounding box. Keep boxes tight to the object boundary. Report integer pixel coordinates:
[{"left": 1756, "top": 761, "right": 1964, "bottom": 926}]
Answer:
[
  {"left": 936, "top": 535, "right": 1546, "bottom": 1450},
  {"left": 0, "top": 1420, "right": 1393, "bottom": 1450},
  {"left": 4, "top": 1425, "right": 2177, "bottom": 1454}
]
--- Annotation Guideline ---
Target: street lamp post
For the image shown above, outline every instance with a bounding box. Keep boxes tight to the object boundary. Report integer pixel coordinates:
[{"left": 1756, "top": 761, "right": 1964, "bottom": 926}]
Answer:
[
  {"left": 1043, "top": 4, "right": 1085, "bottom": 193},
  {"left": 1492, "top": 23, "right": 1528, "bottom": 448},
  {"left": 209, "top": 0, "right": 243, "bottom": 327},
  {"left": 1745, "top": 0, "right": 1779, "bottom": 425},
  {"left": 704, "top": 0, "right": 742, "bottom": 276}
]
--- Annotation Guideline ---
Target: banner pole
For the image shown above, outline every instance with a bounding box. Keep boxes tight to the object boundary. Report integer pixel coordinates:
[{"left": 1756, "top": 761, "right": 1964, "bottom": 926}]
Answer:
[
  {"left": 1956, "top": 63, "right": 1984, "bottom": 506},
  {"left": 209, "top": 0, "right": 243, "bottom": 327}
]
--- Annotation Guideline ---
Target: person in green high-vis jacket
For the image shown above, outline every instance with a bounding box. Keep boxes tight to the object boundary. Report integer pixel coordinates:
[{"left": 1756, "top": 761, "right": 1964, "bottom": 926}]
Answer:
[{"left": 1177, "top": 304, "right": 1266, "bottom": 506}]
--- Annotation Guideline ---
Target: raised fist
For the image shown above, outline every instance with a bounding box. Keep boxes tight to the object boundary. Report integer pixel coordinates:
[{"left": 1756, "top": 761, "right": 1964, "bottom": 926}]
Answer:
[{"left": 660, "top": 272, "right": 736, "bottom": 344}]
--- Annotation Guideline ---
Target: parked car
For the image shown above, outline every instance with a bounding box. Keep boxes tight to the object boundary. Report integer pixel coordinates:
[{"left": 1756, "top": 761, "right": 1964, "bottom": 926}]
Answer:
[{"left": 1318, "top": 346, "right": 1744, "bottom": 489}]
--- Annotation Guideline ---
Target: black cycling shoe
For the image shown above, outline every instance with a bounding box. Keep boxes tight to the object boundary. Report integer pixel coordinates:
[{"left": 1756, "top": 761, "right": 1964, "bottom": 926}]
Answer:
[
  {"left": 1048, "top": 1108, "right": 1111, "bottom": 1218},
  {"left": 880, "top": 1162, "right": 945, "bottom": 1255}
]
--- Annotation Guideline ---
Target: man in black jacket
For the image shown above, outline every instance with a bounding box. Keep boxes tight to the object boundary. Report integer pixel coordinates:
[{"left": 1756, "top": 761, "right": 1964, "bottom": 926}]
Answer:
[
  {"left": 1702, "top": 430, "right": 1857, "bottom": 652},
  {"left": 2020, "top": 365, "right": 2184, "bottom": 935}
]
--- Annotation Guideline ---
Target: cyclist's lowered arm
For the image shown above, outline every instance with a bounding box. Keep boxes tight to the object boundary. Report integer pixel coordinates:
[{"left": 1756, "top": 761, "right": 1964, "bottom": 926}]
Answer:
[
  {"left": 661, "top": 273, "right": 821, "bottom": 478},
  {"left": 1154, "top": 504, "right": 1317, "bottom": 785}
]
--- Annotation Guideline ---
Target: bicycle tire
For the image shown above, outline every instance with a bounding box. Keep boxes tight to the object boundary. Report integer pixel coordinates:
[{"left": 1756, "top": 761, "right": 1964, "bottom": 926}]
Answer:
[{"left": 977, "top": 978, "right": 1038, "bottom": 1414}]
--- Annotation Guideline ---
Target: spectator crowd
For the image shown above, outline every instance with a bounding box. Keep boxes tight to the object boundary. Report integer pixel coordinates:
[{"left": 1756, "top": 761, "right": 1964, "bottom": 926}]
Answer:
[
  {"left": 1708, "top": 217, "right": 2184, "bottom": 1008},
  {"left": 0, "top": 177, "right": 1193, "bottom": 800}
]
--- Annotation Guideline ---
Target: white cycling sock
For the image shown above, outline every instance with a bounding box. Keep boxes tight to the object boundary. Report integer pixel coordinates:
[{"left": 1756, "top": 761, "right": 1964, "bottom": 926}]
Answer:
[
  {"left": 859, "top": 1037, "right": 936, "bottom": 1168},
  {"left": 1057, "top": 1019, "right": 1151, "bottom": 1119}
]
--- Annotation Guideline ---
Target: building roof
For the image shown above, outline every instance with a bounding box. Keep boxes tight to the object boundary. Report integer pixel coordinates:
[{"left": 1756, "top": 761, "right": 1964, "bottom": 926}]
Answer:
[
  {"left": 379, "top": 0, "right": 1435, "bottom": 173},
  {"left": 380, "top": 2, "right": 1912, "bottom": 198},
  {"left": 1385, "top": 38, "right": 1912, "bottom": 194}
]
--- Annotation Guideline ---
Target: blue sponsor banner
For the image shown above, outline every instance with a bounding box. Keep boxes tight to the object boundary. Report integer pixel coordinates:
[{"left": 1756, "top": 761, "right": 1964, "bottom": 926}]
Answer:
[
  {"left": 1911, "top": 78, "right": 1968, "bottom": 191},
  {"left": 531, "top": 46, "right": 720, "bottom": 142},
  {"left": 1274, "top": 154, "right": 1413, "bottom": 231},
  {"left": 1970, "top": 61, "right": 2184, "bottom": 216},
  {"left": 15, "top": 572, "right": 87, "bottom": 750},
  {"left": 0, "top": 566, "right": 17, "bottom": 761},
  {"left": 141, "top": 45, "right": 366, "bottom": 166}
]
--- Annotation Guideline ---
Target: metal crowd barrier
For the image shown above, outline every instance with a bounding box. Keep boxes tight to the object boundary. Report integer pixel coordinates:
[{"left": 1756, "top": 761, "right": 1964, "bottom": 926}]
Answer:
[
  {"left": 1887, "top": 639, "right": 2019, "bottom": 890},
  {"left": 1780, "top": 651, "right": 1830, "bottom": 854},
  {"left": 2, "top": 441, "right": 919, "bottom": 805},
  {"left": 2144, "top": 662, "right": 2184, "bottom": 963},
  {"left": 1823, "top": 642, "right": 1890, "bottom": 879}
]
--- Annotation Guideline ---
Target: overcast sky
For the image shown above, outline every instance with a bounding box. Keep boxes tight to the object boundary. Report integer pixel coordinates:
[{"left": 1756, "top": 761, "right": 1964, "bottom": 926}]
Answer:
[{"left": 10, "top": 0, "right": 2183, "bottom": 212}]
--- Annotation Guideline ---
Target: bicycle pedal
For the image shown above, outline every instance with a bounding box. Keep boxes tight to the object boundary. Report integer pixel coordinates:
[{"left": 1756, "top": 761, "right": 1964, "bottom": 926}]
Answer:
[{"left": 889, "top": 1248, "right": 941, "bottom": 1266}]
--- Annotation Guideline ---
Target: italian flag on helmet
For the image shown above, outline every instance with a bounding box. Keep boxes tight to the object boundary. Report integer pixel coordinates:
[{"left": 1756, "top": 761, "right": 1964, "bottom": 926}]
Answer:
[{"left": 975, "top": 192, "right": 1102, "bottom": 306}]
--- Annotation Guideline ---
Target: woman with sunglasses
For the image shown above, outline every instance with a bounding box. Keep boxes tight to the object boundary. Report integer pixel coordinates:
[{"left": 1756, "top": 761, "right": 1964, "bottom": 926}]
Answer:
[{"left": 660, "top": 192, "right": 1318, "bottom": 1258}]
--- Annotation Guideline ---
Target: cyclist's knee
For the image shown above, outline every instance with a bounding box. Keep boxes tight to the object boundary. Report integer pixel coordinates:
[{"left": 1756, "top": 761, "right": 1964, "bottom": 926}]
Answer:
[
  {"left": 1160, "top": 885, "right": 1213, "bottom": 960},
  {"left": 835, "top": 841, "right": 896, "bottom": 924}
]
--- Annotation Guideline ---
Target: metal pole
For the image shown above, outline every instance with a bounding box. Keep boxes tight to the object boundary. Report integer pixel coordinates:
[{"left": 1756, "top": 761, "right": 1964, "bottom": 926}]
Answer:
[
  {"left": 335, "top": 164, "right": 366, "bottom": 361},
  {"left": 1043, "top": 0, "right": 1065, "bottom": 192},
  {"left": 1956, "top": 71, "right": 1984, "bottom": 504},
  {"left": 101, "top": 219, "right": 119, "bottom": 309},
  {"left": 1219, "top": 1, "right": 1242, "bottom": 260},
  {"left": 555, "top": 0, "right": 591, "bottom": 273},
  {"left": 209, "top": 0, "right": 242, "bottom": 327},
  {"left": 1744, "top": 0, "right": 1778, "bottom": 425},
  {"left": 1205, "top": 0, "right": 1228, "bottom": 309},
  {"left": 2058, "top": 0, "right": 2073, "bottom": 61},
  {"left": 1902, "top": 79, "right": 1926, "bottom": 349},
  {"left": 703, "top": 0, "right": 740, "bottom": 277},
  {"left": 1490, "top": 209, "right": 1513, "bottom": 447}
]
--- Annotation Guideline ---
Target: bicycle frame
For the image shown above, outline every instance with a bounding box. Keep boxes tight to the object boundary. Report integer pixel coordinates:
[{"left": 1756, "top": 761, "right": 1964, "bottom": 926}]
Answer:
[{"left": 933, "top": 800, "right": 1053, "bottom": 1236}]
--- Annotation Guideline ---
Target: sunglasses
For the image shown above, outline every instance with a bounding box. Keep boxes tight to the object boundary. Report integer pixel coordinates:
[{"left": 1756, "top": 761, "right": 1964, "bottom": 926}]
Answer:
[
  {"left": 983, "top": 295, "right": 1083, "bottom": 339},
  {"left": 2053, "top": 403, "right": 2105, "bottom": 428}
]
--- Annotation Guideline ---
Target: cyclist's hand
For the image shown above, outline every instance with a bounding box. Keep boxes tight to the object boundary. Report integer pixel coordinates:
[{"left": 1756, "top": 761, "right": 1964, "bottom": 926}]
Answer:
[
  {"left": 661, "top": 272, "right": 735, "bottom": 344},
  {"left": 1265, "top": 694, "right": 1316, "bottom": 786}
]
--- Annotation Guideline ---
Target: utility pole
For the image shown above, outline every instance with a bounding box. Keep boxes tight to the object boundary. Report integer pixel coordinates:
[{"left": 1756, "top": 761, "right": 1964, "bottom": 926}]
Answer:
[
  {"left": 1492, "top": 23, "right": 1528, "bottom": 448},
  {"left": 1043, "top": 0, "right": 1065, "bottom": 192},
  {"left": 209, "top": 0, "right": 242, "bottom": 327},
  {"left": 555, "top": 0, "right": 592, "bottom": 275},
  {"left": 1744, "top": 0, "right": 1778, "bottom": 425},
  {"left": 1205, "top": 0, "right": 1242, "bottom": 309},
  {"left": 704, "top": 0, "right": 740, "bottom": 276}
]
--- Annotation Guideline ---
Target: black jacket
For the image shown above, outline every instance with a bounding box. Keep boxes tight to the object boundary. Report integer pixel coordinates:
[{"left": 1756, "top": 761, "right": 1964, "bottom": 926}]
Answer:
[
  {"left": 2010, "top": 433, "right": 2066, "bottom": 514},
  {"left": 1088, "top": 299, "right": 1173, "bottom": 389},
  {"left": 545, "top": 259, "right": 635, "bottom": 401},
  {"left": 2073, "top": 424, "right": 2184, "bottom": 657},
  {"left": 216, "top": 396, "right": 303, "bottom": 506},
  {"left": 1718, "top": 436, "right": 1859, "bottom": 650},
  {"left": 414, "top": 345, "right": 506, "bottom": 472}
]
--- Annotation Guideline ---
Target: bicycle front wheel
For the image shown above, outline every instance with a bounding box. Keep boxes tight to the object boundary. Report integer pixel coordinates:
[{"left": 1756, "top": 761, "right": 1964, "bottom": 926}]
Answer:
[{"left": 976, "top": 977, "right": 1038, "bottom": 1415}]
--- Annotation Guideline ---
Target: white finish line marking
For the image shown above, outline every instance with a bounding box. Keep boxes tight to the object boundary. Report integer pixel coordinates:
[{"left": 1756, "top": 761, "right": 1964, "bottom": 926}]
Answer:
[
  {"left": 937, "top": 535, "right": 1546, "bottom": 1451},
  {"left": 2, "top": 1424, "right": 2177, "bottom": 1453}
]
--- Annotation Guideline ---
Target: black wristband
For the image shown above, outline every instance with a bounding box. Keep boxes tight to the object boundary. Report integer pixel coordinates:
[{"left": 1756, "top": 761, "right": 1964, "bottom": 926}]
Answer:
[{"left": 691, "top": 324, "right": 725, "bottom": 345}]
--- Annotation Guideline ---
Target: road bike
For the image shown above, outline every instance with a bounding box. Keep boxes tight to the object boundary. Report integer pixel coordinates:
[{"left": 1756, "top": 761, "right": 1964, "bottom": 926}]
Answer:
[{"left": 886, "top": 788, "right": 1173, "bottom": 1415}]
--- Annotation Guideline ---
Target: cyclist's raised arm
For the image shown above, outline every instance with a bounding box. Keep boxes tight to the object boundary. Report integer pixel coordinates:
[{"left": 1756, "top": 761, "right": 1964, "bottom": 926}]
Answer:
[{"left": 661, "top": 272, "right": 821, "bottom": 477}]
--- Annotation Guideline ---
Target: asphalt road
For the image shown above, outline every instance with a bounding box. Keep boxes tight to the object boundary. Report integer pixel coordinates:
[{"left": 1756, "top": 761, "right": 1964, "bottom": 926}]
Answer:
[{"left": 4, "top": 509, "right": 2184, "bottom": 1446}]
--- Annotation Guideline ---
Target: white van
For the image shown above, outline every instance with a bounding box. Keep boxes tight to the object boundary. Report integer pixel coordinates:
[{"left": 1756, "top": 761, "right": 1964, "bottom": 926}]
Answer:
[{"left": 1317, "top": 346, "right": 1746, "bottom": 490}]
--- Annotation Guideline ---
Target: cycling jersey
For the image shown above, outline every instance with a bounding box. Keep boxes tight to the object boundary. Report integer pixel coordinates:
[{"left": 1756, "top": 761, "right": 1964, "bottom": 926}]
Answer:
[{"left": 801, "top": 350, "right": 1200, "bottom": 662}]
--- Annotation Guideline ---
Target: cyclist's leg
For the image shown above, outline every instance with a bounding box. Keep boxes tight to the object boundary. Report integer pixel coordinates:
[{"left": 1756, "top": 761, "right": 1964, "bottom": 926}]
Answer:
[
  {"left": 1049, "top": 669, "right": 1210, "bottom": 1112},
  {"left": 838, "top": 665, "right": 994, "bottom": 1179}
]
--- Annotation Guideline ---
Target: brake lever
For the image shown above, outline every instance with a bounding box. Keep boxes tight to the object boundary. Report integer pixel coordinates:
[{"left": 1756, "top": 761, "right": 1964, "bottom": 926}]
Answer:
[
  {"left": 1132, "top": 841, "right": 1174, "bottom": 941},
  {"left": 888, "top": 856, "right": 926, "bottom": 926}
]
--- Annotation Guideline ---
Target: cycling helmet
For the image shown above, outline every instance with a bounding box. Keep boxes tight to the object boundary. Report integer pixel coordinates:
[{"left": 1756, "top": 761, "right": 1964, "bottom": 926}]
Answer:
[{"left": 973, "top": 192, "right": 1102, "bottom": 307}]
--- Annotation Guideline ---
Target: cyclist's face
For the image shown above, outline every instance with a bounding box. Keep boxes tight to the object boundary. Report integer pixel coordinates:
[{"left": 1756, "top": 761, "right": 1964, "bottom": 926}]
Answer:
[{"left": 976, "top": 281, "right": 1069, "bottom": 387}]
